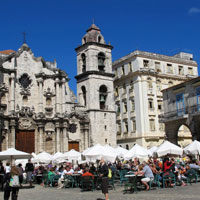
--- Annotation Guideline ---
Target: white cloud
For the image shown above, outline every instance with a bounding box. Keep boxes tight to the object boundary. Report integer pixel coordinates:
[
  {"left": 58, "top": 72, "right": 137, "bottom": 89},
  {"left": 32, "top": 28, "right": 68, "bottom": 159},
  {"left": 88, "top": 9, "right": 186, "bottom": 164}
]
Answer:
[{"left": 188, "top": 7, "right": 200, "bottom": 15}]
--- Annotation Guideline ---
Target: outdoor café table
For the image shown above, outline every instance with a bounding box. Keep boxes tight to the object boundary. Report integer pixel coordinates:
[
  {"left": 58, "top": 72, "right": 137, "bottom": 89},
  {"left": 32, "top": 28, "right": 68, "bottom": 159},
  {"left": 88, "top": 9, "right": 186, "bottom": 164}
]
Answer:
[{"left": 124, "top": 174, "right": 143, "bottom": 193}]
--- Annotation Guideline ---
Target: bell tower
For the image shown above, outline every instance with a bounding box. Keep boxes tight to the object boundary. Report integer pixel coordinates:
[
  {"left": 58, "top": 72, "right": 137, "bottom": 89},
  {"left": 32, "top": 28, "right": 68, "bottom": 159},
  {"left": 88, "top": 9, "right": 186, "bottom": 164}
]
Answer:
[{"left": 75, "top": 24, "right": 116, "bottom": 147}]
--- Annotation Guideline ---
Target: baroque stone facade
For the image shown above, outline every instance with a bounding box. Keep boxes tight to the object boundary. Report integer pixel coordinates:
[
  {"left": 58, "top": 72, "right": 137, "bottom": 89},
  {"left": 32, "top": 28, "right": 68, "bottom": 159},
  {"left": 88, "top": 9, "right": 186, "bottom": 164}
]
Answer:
[
  {"left": 0, "top": 23, "right": 116, "bottom": 153},
  {"left": 0, "top": 43, "right": 91, "bottom": 153}
]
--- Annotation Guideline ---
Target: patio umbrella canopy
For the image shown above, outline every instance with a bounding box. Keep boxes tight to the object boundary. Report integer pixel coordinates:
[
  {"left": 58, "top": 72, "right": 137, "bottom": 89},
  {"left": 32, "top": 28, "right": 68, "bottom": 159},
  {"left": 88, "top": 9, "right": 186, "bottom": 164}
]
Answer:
[
  {"left": 124, "top": 144, "right": 149, "bottom": 160},
  {"left": 52, "top": 152, "right": 64, "bottom": 163},
  {"left": 184, "top": 140, "right": 200, "bottom": 155},
  {"left": 0, "top": 148, "right": 32, "bottom": 160},
  {"left": 115, "top": 146, "right": 128, "bottom": 158},
  {"left": 32, "top": 152, "right": 53, "bottom": 164},
  {"left": 62, "top": 149, "right": 81, "bottom": 161},
  {"left": 148, "top": 146, "right": 158, "bottom": 157},
  {"left": 156, "top": 141, "right": 183, "bottom": 157},
  {"left": 84, "top": 144, "right": 117, "bottom": 162}
]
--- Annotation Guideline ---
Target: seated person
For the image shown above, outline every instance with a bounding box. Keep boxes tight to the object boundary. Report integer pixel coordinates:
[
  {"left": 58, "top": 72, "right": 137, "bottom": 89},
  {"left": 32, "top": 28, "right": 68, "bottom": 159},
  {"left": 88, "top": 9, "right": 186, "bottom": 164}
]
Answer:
[
  {"left": 48, "top": 168, "right": 55, "bottom": 180},
  {"left": 82, "top": 168, "right": 94, "bottom": 179},
  {"left": 65, "top": 166, "right": 74, "bottom": 175},
  {"left": 135, "top": 161, "right": 154, "bottom": 191},
  {"left": 184, "top": 164, "right": 197, "bottom": 179}
]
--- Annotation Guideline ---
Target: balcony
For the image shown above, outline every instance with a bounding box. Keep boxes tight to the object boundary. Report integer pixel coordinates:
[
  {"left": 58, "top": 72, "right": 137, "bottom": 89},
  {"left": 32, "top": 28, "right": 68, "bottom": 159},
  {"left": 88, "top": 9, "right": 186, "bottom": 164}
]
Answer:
[{"left": 160, "top": 105, "right": 200, "bottom": 122}]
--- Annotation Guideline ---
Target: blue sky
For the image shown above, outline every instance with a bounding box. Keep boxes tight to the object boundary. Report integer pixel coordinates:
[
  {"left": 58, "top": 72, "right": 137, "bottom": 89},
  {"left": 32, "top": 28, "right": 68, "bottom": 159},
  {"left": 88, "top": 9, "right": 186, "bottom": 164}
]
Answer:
[{"left": 0, "top": 0, "right": 200, "bottom": 94}]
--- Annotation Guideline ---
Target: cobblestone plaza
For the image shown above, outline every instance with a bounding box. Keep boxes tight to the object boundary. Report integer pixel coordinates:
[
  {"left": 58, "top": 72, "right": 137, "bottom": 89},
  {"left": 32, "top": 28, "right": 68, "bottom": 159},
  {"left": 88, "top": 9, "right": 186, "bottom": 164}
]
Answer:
[{"left": 1, "top": 183, "right": 200, "bottom": 200}]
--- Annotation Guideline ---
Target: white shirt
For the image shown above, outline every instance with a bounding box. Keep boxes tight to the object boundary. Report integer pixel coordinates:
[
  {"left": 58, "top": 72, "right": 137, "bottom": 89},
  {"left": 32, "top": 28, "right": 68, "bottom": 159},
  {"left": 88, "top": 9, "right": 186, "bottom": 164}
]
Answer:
[{"left": 5, "top": 166, "right": 11, "bottom": 173}]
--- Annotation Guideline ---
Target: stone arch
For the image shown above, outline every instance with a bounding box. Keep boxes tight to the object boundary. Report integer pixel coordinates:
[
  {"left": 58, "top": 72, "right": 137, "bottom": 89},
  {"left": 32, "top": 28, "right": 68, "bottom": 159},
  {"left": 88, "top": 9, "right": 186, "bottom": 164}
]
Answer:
[
  {"left": 98, "top": 52, "right": 105, "bottom": 72},
  {"left": 177, "top": 124, "right": 192, "bottom": 148},
  {"left": 99, "top": 85, "right": 107, "bottom": 110},
  {"left": 81, "top": 86, "right": 86, "bottom": 106},
  {"left": 81, "top": 53, "right": 86, "bottom": 73}
]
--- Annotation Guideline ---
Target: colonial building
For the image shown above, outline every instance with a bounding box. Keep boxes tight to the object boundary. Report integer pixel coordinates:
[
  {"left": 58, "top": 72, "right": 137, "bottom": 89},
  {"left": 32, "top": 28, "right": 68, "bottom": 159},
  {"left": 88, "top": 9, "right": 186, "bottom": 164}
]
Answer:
[
  {"left": 113, "top": 51, "right": 198, "bottom": 149},
  {"left": 162, "top": 76, "right": 200, "bottom": 147},
  {"left": 0, "top": 23, "right": 116, "bottom": 154}
]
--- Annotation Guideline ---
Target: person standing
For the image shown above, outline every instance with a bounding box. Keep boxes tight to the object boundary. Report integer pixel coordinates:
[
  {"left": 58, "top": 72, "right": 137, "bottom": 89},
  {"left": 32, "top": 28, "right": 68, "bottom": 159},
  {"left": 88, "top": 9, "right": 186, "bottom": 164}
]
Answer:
[
  {"left": 99, "top": 159, "right": 109, "bottom": 200},
  {"left": 3, "top": 167, "right": 11, "bottom": 200},
  {"left": 10, "top": 166, "right": 20, "bottom": 200},
  {"left": 25, "top": 159, "right": 34, "bottom": 187},
  {"left": 0, "top": 161, "right": 5, "bottom": 191},
  {"left": 4, "top": 166, "right": 20, "bottom": 200},
  {"left": 17, "top": 164, "right": 23, "bottom": 187}
]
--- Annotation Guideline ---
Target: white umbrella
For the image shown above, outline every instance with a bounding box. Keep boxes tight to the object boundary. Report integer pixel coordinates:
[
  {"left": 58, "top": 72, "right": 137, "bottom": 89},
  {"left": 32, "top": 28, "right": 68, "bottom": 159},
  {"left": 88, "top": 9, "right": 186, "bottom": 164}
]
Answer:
[
  {"left": 52, "top": 152, "right": 64, "bottom": 163},
  {"left": 32, "top": 152, "right": 53, "bottom": 164},
  {"left": 156, "top": 141, "right": 183, "bottom": 157},
  {"left": 148, "top": 146, "right": 158, "bottom": 156},
  {"left": 184, "top": 140, "right": 200, "bottom": 155},
  {"left": 0, "top": 148, "right": 32, "bottom": 161},
  {"left": 84, "top": 144, "right": 117, "bottom": 162},
  {"left": 115, "top": 146, "right": 128, "bottom": 158},
  {"left": 62, "top": 149, "right": 81, "bottom": 161},
  {"left": 124, "top": 144, "right": 149, "bottom": 160}
]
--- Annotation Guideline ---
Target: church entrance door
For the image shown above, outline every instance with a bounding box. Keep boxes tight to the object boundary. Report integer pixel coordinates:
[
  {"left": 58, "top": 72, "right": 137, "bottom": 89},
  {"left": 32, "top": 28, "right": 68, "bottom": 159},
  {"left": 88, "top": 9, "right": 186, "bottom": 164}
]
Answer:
[
  {"left": 16, "top": 130, "right": 35, "bottom": 153},
  {"left": 68, "top": 141, "right": 79, "bottom": 151}
]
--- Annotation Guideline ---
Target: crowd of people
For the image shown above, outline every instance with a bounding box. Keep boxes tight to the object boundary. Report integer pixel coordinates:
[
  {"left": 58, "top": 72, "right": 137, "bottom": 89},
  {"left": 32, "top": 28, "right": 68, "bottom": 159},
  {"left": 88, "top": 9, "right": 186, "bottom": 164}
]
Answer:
[{"left": 0, "top": 156, "right": 200, "bottom": 200}]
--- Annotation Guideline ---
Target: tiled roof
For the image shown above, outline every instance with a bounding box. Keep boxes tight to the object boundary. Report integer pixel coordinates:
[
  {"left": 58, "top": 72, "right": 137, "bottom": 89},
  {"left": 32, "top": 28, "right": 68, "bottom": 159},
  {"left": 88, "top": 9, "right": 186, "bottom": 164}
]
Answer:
[{"left": 0, "top": 50, "right": 15, "bottom": 55}]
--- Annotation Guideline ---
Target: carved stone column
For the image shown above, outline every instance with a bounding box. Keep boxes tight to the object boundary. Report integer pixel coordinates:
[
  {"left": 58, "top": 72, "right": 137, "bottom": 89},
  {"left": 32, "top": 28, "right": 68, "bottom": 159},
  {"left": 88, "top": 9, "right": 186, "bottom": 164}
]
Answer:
[
  {"left": 10, "top": 73, "right": 15, "bottom": 112},
  {"left": 10, "top": 120, "right": 16, "bottom": 148},
  {"left": 62, "top": 78, "right": 66, "bottom": 114},
  {"left": 37, "top": 78, "right": 44, "bottom": 113},
  {"left": 38, "top": 127, "right": 44, "bottom": 152},
  {"left": 55, "top": 78, "right": 60, "bottom": 114},
  {"left": 62, "top": 122, "right": 68, "bottom": 152},
  {"left": 55, "top": 122, "right": 60, "bottom": 152}
]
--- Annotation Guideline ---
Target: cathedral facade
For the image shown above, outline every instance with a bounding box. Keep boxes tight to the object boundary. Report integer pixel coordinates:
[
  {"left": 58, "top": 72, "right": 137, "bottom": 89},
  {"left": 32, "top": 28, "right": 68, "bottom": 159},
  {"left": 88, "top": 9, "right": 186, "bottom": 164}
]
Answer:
[{"left": 0, "top": 24, "right": 116, "bottom": 153}]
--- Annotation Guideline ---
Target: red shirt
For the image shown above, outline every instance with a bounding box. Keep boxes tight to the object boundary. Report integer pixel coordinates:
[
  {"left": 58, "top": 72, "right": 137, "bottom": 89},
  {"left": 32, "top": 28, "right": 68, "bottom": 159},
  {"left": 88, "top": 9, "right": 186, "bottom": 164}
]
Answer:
[{"left": 82, "top": 172, "right": 94, "bottom": 179}]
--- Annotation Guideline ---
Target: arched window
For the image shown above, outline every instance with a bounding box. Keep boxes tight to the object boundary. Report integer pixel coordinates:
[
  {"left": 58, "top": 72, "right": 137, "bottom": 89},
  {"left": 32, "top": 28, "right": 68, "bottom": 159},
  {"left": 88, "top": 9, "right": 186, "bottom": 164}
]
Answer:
[
  {"left": 98, "top": 53, "right": 105, "bottom": 72},
  {"left": 81, "top": 53, "right": 86, "bottom": 73},
  {"left": 99, "top": 85, "right": 107, "bottom": 110},
  {"left": 98, "top": 35, "right": 102, "bottom": 43},
  {"left": 126, "top": 144, "right": 129, "bottom": 150},
  {"left": 81, "top": 86, "right": 86, "bottom": 106}
]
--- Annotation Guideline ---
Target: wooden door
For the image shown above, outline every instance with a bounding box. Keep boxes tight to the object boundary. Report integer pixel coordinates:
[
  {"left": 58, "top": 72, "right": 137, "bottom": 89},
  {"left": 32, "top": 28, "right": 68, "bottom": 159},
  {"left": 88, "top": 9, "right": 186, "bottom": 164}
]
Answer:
[
  {"left": 68, "top": 141, "right": 79, "bottom": 151},
  {"left": 16, "top": 130, "right": 35, "bottom": 153}
]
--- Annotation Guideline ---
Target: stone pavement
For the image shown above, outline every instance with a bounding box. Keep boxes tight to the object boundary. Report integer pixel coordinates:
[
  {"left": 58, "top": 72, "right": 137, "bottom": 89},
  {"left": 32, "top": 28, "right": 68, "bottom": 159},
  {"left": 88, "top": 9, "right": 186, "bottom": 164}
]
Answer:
[{"left": 1, "top": 183, "right": 200, "bottom": 200}]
